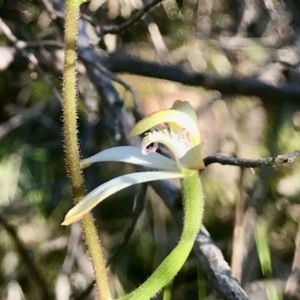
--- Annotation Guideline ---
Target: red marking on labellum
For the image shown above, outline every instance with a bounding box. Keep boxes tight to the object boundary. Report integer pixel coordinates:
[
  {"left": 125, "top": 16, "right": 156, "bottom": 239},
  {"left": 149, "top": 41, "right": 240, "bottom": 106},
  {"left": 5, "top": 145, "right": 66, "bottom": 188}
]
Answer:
[{"left": 144, "top": 142, "right": 158, "bottom": 154}]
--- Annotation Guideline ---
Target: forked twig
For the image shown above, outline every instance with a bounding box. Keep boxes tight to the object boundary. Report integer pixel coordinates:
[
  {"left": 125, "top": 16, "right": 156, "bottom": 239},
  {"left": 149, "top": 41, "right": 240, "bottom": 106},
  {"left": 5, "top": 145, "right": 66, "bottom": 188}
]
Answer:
[{"left": 99, "top": 0, "right": 163, "bottom": 38}]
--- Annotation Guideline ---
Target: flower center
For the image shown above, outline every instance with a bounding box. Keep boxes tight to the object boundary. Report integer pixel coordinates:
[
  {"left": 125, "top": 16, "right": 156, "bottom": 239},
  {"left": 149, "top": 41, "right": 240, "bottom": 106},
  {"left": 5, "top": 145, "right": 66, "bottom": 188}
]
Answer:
[{"left": 141, "top": 126, "right": 192, "bottom": 169}]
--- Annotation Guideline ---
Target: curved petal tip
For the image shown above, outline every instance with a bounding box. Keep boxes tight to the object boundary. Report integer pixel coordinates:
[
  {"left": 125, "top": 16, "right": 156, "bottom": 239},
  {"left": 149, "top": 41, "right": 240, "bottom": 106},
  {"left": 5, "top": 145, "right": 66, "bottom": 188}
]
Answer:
[{"left": 62, "top": 171, "right": 184, "bottom": 226}]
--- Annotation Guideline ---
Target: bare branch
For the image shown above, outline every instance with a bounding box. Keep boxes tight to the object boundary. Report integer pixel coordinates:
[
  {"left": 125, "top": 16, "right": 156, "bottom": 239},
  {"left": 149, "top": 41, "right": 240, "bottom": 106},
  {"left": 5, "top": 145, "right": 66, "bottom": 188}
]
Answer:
[
  {"left": 195, "top": 227, "right": 249, "bottom": 300},
  {"left": 0, "top": 18, "right": 62, "bottom": 103},
  {"left": 101, "top": 52, "right": 300, "bottom": 106},
  {"left": 0, "top": 102, "right": 62, "bottom": 139},
  {"left": 106, "top": 184, "right": 147, "bottom": 266},
  {"left": 203, "top": 150, "right": 300, "bottom": 168},
  {"left": 150, "top": 179, "right": 249, "bottom": 300},
  {"left": 99, "top": 0, "right": 163, "bottom": 38}
]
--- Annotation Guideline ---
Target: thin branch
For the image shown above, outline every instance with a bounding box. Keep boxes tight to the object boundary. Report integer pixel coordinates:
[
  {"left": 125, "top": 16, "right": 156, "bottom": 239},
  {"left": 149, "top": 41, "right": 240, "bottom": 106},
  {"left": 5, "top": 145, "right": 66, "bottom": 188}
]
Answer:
[
  {"left": 99, "top": 0, "right": 163, "bottom": 38},
  {"left": 0, "top": 100, "right": 62, "bottom": 139},
  {"left": 5, "top": 32, "right": 300, "bottom": 107},
  {"left": 82, "top": 52, "right": 142, "bottom": 121},
  {"left": 0, "top": 102, "right": 45, "bottom": 139},
  {"left": 203, "top": 150, "right": 300, "bottom": 168},
  {"left": 20, "top": 40, "right": 63, "bottom": 49},
  {"left": 101, "top": 52, "right": 300, "bottom": 106},
  {"left": 40, "top": 0, "right": 65, "bottom": 19},
  {"left": 78, "top": 20, "right": 124, "bottom": 139},
  {"left": 0, "top": 18, "right": 63, "bottom": 103},
  {"left": 106, "top": 184, "right": 147, "bottom": 267},
  {"left": 9, "top": 104, "right": 62, "bottom": 133}
]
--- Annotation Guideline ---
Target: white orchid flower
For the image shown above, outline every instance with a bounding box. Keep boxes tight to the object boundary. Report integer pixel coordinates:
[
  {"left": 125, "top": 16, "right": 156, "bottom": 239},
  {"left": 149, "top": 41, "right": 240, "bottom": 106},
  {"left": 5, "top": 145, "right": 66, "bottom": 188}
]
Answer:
[{"left": 62, "top": 100, "right": 205, "bottom": 225}]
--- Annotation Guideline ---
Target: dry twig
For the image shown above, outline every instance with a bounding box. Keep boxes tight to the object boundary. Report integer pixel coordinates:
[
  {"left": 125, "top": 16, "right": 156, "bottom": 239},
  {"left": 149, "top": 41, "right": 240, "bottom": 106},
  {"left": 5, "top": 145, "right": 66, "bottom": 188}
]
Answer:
[
  {"left": 106, "top": 184, "right": 147, "bottom": 266},
  {"left": 0, "top": 18, "right": 62, "bottom": 103},
  {"left": 99, "top": 0, "right": 163, "bottom": 38},
  {"left": 203, "top": 150, "right": 300, "bottom": 168}
]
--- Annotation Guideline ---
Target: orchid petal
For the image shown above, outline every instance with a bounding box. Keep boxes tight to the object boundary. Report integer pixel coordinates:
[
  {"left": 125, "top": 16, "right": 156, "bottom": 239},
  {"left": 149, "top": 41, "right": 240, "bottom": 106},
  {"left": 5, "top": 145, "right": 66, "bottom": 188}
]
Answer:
[
  {"left": 129, "top": 111, "right": 200, "bottom": 145},
  {"left": 62, "top": 171, "right": 185, "bottom": 225},
  {"left": 81, "top": 146, "right": 179, "bottom": 172}
]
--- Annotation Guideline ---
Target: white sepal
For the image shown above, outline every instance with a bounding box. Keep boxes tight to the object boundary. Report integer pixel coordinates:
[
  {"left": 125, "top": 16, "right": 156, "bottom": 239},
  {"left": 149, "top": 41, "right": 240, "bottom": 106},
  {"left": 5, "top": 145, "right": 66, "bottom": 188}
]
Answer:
[
  {"left": 62, "top": 171, "right": 184, "bottom": 225},
  {"left": 81, "top": 146, "right": 179, "bottom": 172}
]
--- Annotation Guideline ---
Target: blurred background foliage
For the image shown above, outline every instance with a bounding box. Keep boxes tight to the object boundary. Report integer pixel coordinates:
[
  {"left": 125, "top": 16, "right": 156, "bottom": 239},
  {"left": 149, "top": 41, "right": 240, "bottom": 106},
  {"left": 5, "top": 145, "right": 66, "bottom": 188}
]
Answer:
[{"left": 0, "top": 0, "right": 300, "bottom": 299}]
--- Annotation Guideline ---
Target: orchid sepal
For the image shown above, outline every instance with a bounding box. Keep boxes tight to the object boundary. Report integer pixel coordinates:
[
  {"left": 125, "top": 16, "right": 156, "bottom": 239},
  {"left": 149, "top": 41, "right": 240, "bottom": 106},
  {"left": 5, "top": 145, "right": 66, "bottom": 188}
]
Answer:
[
  {"left": 80, "top": 146, "right": 179, "bottom": 172},
  {"left": 61, "top": 171, "right": 184, "bottom": 226}
]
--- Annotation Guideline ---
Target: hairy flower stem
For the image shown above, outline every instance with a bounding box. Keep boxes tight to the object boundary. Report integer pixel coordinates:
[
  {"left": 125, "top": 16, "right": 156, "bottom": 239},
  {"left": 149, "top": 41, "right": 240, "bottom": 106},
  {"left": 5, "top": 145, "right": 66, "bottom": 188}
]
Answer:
[
  {"left": 120, "top": 172, "right": 204, "bottom": 300},
  {"left": 62, "top": 1, "right": 111, "bottom": 299}
]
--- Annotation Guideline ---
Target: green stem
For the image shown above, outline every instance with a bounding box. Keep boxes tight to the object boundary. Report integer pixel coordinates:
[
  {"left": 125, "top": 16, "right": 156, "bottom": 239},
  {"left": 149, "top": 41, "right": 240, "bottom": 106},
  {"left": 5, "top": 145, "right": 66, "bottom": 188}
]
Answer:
[
  {"left": 162, "top": 281, "right": 173, "bottom": 300},
  {"left": 119, "top": 172, "right": 204, "bottom": 300},
  {"left": 63, "top": 1, "right": 112, "bottom": 299}
]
